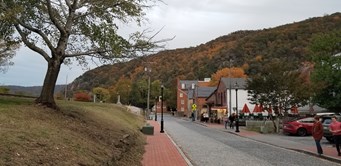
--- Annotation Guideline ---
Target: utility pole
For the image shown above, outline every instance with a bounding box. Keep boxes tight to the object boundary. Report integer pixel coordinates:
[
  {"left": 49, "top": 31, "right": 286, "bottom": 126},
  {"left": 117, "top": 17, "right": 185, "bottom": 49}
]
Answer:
[
  {"left": 229, "top": 59, "right": 232, "bottom": 116},
  {"left": 142, "top": 61, "right": 155, "bottom": 119},
  {"left": 64, "top": 74, "right": 68, "bottom": 100}
]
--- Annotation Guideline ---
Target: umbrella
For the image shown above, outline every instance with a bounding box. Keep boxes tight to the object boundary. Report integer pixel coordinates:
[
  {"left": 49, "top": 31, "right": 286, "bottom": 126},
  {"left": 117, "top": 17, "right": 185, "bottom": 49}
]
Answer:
[
  {"left": 252, "top": 104, "right": 261, "bottom": 113},
  {"left": 242, "top": 104, "right": 250, "bottom": 113},
  {"left": 291, "top": 106, "right": 299, "bottom": 114},
  {"left": 259, "top": 104, "right": 264, "bottom": 112}
]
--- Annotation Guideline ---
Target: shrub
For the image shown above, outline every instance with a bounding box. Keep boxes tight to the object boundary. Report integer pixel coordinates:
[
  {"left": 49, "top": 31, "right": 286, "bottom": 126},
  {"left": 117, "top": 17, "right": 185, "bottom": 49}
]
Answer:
[{"left": 74, "top": 92, "right": 91, "bottom": 102}]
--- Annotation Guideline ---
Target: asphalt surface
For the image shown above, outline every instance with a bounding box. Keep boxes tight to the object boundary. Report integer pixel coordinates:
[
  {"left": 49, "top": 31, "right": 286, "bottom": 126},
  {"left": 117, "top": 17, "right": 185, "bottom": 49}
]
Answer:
[{"left": 163, "top": 115, "right": 341, "bottom": 166}]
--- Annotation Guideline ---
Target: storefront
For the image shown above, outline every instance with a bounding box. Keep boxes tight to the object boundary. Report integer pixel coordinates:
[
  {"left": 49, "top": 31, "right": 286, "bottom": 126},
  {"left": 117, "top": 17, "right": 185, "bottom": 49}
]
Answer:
[{"left": 210, "top": 106, "right": 227, "bottom": 123}]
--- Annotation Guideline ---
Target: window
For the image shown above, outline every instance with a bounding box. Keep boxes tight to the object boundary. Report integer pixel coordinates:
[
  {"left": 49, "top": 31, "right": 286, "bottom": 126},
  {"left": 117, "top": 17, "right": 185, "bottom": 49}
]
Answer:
[
  {"left": 181, "top": 83, "right": 185, "bottom": 89},
  {"left": 192, "top": 83, "right": 195, "bottom": 89},
  {"left": 181, "top": 107, "right": 184, "bottom": 112},
  {"left": 181, "top": 99, "right": 184, "bottom": 104},
  {"left": 180, "top": 92, "right": 183, "bottom": 97},
  {"left": 298, "top": 117, "right": 314, "bottom": 123}
]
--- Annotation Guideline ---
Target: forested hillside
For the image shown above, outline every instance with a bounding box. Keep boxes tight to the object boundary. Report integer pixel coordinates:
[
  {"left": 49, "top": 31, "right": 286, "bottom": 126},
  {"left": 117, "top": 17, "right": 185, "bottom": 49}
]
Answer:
[{"left": 70, "top": 13, "right": 341, "bottom": 108}]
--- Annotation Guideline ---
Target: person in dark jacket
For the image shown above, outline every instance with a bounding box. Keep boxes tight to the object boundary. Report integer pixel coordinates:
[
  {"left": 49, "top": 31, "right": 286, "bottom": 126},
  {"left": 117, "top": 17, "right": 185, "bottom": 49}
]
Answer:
[
  {"left": 312, "top": 115, "right": 323, "bottom": 156},
  {"left": 228, "top": 113, "right": 235, "bottom": 129}
]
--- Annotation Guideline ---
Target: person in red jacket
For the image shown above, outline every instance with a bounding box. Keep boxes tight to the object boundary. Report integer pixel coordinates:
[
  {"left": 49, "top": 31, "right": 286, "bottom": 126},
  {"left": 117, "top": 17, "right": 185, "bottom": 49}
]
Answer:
[
  {"left": 312, "top": 115, "right": 323, "bottom": 156},
  {"left": 329, "top": 115, "right": 341, "bottom": 156}
]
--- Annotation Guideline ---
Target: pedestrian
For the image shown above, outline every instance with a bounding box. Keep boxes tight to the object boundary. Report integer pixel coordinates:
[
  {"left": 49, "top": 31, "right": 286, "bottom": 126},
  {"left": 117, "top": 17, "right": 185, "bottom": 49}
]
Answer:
[
  {"left": 229, "top": 113, "right": 235, "bottom": 129},
  {"left": 223, "top": 114, "right": 229, "bottom": 129},
  {"left": 203, "top": 112, "right": 209, "bottom": 123},
  {"left": 329, "top": 115, "right": 341, "bottom": 156},
  {"left": 312, "top": 115, "right": 323, "bottom": 156}
]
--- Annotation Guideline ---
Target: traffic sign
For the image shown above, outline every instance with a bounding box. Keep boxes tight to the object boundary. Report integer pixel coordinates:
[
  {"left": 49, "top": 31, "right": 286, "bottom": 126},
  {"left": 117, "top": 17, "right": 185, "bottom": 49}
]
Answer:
[{"left": 192, "top": 104, "right": 197, "bottom": 111}]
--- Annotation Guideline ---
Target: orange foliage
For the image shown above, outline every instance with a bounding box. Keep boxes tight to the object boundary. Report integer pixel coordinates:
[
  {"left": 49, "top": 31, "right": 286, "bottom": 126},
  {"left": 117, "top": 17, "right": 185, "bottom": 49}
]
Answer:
[
  {"left": 210, "top": 67, "right": 247, "bottom": 86},
  {"left": 255, "top": 55, "right": 263, "bottom": 61},
  {"left": 74, "top": 92, "right": 91, "bottom": 102}
]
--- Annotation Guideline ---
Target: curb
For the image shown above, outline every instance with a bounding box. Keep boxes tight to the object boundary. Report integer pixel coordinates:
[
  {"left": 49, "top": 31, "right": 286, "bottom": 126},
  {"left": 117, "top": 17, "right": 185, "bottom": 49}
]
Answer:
[
  {"left": 182, "top": 118, "right": 341, "bottom": 164},
  {"left": 164, "top": 131, "right": 194, "bottom": 166},
  {"left": 221, "top": 127, "right": 341, "bottom": 164}
]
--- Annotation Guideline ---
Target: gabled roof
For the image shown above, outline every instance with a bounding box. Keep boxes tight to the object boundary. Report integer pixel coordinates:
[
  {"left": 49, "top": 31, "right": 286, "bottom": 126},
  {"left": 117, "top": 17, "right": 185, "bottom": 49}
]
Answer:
[
  {"left": 197, "top": 87, "right": 216, "bottom": 98},
  {"left": 179, "top": 80, "right": 198, "bottom": 90},
  {"left": 220, "top": 78, "right": 247, "bottom": 89}
]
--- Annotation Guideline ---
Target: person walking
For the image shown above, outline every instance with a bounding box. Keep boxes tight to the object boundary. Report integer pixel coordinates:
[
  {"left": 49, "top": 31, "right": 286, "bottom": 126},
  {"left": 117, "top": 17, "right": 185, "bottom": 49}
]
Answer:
[
  {"left": 312, "top": 115, "right": 323, "bottom": 156},
  {"left": 329, "top": 115, "right": 341, "bottom": 156},
  {"left": 229, "top": 113, "right": 235, "bottom": 129},
  {"left": 223, "top": 114, "right": 229, "bottom": 129}
]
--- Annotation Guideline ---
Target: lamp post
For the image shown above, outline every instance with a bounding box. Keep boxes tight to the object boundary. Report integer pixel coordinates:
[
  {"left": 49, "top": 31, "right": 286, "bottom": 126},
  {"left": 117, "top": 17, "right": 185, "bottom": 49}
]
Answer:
[
  {"left": 154, "top": 96, "right": 158, "bottom": 121},
  {"left": 235, "top": 82, "right": 240, "bottom": 132},
  {"left": 145, "top": 67, "right": 151, "bottom": 120},
  {"left": 160, "top": 85, "right": 164, "bottom": 133},
  {"left": 228, "top": 59, "right": 232, "bottom": 117}
]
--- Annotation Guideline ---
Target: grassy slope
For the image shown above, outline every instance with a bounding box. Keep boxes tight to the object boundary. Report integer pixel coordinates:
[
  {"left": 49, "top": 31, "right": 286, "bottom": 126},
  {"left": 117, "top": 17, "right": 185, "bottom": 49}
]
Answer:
[{"left": 0, "top": 96, "right": 146, "bottom": 165}]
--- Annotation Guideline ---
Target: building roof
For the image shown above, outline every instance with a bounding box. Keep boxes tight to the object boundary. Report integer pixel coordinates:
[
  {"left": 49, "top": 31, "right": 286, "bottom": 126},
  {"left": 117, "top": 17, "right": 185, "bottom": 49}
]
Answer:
[
  {"left": 179, "top": 80, "right": 198, "bottom": 90},
  {"left": 197, "top": 87, "right": 216, "bottom": 98},
  {"left": 220, "top": 78, "right": 247, "bottom": 89}
]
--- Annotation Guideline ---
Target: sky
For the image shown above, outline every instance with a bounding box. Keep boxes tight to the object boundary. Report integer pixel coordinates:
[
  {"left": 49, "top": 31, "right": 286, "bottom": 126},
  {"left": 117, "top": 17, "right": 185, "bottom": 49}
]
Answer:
[{"left": 1, "top": 0, "right": 341, "bottom": 86}]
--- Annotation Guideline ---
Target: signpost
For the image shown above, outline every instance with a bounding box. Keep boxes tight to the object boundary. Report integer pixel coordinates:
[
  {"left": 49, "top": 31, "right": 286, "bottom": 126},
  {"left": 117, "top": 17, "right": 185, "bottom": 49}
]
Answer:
[{"left": 191, "top": 104, "right": 197, "bottom": 121}]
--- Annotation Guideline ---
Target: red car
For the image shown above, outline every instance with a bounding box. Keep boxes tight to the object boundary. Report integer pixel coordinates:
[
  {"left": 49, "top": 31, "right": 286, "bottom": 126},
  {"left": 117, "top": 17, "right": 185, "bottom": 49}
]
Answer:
[{"left": 283, "top": 117, "right": 315, "bottom": 136}]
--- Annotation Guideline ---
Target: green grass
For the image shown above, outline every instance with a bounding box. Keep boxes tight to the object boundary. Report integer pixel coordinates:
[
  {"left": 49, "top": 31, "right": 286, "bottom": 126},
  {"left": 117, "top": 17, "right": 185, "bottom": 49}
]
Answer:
[{"left": 0, "top": 96, "right": 146, "bottom": 165}]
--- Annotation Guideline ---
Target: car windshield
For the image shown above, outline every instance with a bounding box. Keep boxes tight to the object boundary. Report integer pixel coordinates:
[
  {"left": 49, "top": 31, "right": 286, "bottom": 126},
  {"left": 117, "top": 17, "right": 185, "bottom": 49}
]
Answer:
[
  {"left": 323, "top": 119, "right": 332, "bottom": 125},
  {"left": 297, "top": 117, "right": 314, "bottom": 123}
]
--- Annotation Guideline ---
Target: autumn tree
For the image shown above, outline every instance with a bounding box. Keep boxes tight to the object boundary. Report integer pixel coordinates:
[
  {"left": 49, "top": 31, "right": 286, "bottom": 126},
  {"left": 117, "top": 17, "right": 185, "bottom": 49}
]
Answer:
[
  {"left": 310, "top": 30, "right": 341, "bottom": 112},
  {"left": 109, "top": 76, "right": 132, "bottom": 104},
  {"left": 210, "top": 67, "right": 247, "bottom": 86},
  {"left": 92, "top": 87, "right": 110, "bottom": 103},
  {"left": 0, "top": 0, "right": 162, "bottom": 109}
]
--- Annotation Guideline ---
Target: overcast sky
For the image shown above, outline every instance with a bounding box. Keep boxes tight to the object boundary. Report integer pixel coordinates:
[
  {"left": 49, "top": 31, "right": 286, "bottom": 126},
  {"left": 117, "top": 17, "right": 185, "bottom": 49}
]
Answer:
[{"left": 1, "top": 0, "right": 341, "bottom": 86}]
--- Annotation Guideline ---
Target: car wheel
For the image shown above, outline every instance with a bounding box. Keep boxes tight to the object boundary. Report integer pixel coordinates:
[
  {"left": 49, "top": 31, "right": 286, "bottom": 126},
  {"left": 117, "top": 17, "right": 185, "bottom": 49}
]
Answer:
[
  {"left": 297, "top": 128, "right": 307, "bottom": 136},
  {"left": 326, "top": 137, "right": 334, "bottom": 143}
]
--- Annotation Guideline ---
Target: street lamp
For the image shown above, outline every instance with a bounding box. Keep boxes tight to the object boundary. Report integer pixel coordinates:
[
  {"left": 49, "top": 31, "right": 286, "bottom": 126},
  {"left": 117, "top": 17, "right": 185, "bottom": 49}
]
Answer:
[
  {"left": 160, "top": 85, "right": 165, "bottom": 133},
  {"left": 154, "top": 96, "right": 158, "bottom": 121},
  {"left": 145, "top": 67, "right": 151, "bottom": 120},
  {"left": 235, "top": 82, "right": 240, "bottom": 133}
]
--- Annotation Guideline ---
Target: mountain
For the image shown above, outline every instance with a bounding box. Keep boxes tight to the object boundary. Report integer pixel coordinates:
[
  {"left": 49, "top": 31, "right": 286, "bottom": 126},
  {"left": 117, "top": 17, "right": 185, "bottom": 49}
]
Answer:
[
  {"left": 1, "top": 85, "right": 66, "bottom": 97},
  {"left": 70, "top": 13, "right": 341, "bottom": 96}
]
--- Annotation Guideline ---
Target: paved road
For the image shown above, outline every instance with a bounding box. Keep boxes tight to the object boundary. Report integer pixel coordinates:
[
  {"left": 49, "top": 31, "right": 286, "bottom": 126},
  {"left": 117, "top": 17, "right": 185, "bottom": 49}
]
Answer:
[
  {"left": 163, "top": 115, "right": 340, "bottom": 166},
  {"left": 268, "top": 132, "right": 334, "bottom": 148}
]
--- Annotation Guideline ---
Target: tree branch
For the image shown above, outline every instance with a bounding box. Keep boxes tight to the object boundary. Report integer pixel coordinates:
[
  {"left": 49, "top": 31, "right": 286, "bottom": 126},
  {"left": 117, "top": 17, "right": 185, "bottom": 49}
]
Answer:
[
  {"left": 65, "top": 49, "right": 112, "bottom": 58},
  {"left": 46, "top": 0, "right": 66, "bottom": 35},
  {"left": 65, "top": 0, "right": 72, "bottom": 7},
  {"left": 57, "top": 0, "right": 68, "bottom": 18},
  {"left": 14, "top": 24, "right": 51, "bottom": 62},
  {"left": 65, "top": 0, "right": 78, "bottom": 31},
  {"left": 16, "top": 19, "right": 55, "bottom": 51}
]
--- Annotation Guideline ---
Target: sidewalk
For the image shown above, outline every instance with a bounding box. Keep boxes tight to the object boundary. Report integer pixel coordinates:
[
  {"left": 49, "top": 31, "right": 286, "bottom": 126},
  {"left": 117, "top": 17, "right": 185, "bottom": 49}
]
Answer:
[
  {"left": 141, "top": 120, "right": 191, "bottom": 166},
  {"left": 197, "top": 121, "right": 341, "bottom": 164}
]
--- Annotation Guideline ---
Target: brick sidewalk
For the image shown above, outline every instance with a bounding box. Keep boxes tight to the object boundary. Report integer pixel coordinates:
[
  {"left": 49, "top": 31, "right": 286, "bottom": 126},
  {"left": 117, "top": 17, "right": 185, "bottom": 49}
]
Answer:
[{"left": 141, "top": 120, "right": 189, "bottom": 166}]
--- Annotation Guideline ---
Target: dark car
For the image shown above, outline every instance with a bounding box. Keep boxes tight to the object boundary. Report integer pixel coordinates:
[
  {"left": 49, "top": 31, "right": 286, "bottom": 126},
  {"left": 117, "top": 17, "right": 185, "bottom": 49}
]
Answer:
[
  {"left": 283, "top": 117, "right": 315, "bottom": 136},
  {"left": 322, "top": 115, "right": 341, "bottom": 143}
]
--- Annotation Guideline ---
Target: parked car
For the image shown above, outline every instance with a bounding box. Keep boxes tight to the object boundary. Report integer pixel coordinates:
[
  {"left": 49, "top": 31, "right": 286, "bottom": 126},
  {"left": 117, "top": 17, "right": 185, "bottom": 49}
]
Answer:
[
  {"left": 322, "top": 115, "right": 341, "bottom": 143},
  {"left": 283, "top": 117, "right": 315, "bottom": 136}
]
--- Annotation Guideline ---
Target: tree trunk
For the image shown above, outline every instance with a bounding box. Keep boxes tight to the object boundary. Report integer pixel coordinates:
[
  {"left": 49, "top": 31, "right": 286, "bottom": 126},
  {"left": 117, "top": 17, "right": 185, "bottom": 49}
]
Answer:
[{"left": 35, "top": 59, "right": 62, "bottom": 109}]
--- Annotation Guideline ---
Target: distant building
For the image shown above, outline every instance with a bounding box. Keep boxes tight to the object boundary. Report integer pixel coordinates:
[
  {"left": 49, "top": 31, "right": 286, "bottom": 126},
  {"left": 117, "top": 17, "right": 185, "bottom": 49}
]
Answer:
[
  {"left": 176, "top": 78, "right": 214, "bottom": 118},
  {"left": 206, "top": 78, "right": 253, "bottom": 120}
]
